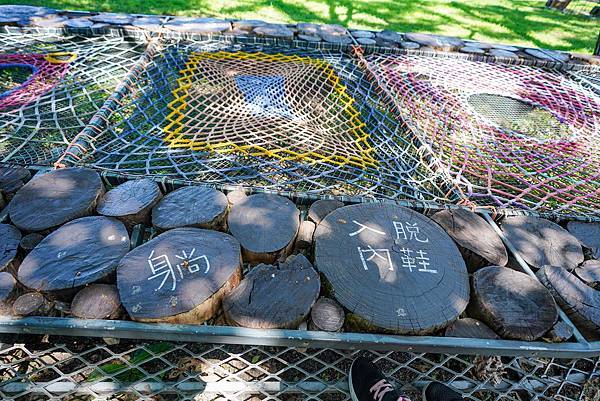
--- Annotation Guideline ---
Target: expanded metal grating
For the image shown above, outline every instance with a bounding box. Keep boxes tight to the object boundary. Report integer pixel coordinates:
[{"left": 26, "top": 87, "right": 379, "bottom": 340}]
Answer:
[
  {"left": 0, "top": 339, "right": 598, "bottom": 400},
  {"left": 0, "top": 31, "right": 146, "bottom": 167}
]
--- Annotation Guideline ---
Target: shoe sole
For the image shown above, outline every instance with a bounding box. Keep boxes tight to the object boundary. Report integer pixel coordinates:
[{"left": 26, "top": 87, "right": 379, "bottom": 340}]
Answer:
[{"left": 349, "top": 358, "right": 359, "bottom": 401}]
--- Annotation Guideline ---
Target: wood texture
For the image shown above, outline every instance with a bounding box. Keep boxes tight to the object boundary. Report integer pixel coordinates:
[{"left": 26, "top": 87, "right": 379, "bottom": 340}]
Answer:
[
  {"left": 537, "top": 265, "right": 600, "bottom": 334},
  {"left": 0, "top": 272, "right": 16, "bottom": 315},
  {"left": 567, "top": 221, "right": 600, "bottom": 259},
  {"left": 295, "top": 220, "right": 316, "bottom": 250},
  {"left": 7, "top": 168, "right": 104, "bottom": 232},
  {"left": 12, "top": 292, "right": 52, "bottom": 316},
  {"left": 575, "top": 260, "right": 600, "bottom": 285},
  {"left": 468, "top": 266, "right": 558, "bottom": 340},
  {"left": 152, "top": 186, "right": 228, "bottom": 231},
  {"left": 18, "top": 216, "right": 130, "bottom": 292},
  {"left": 117, "top": 228, "right": 242, "bottom": 323},
  {"left": 71, "top": 284, "right": 122, "bottom": 319},
  {"left": 308, "top": 199, "right": 344, "bottom": 225},
  {"left": 431, "top": 209, "right": 508, "bottom": 272},
  {"left": 226, "top": 189, "right": 248, "bottom": 206},
  {"left": 0, "top": 224, "right": 21, "bottom": 272},
  {"left": 97, "top": 179, "right": 162, "bottom": 226},
  {"left": 543, "top": 321, "right": 574, "bottom": 343},
  {"left": 0, "top": 166, "right": 31, "bottom": 197},
  {"left": 444, "top": 318, "right": 499, "bottom": 339},
  {"left": 310, "top": 297, "right": 345, "bottom": 332},
  {"left": 501, "top": 216, "right": 583, "bottom": 270},
  {"left": 228, "top": 193, "right": 300, "bottom": 264},
  {"left": 19, "top": 233, "right": 44, "bottom": 253},
  {"left": 223, "top": 254, "right": 320, "bottom": 329},
  {"left": 314, "top": 203, "right": 469, "bottom": 334}
]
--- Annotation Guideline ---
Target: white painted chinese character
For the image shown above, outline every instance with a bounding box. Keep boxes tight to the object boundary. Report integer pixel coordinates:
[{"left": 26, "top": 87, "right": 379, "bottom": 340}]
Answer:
[
  {"left": 399, "top": 248, "right": 415, "bottom": 272},
  {"left": 175, "top": 248, "right": 210, "bottom": 276},
  {"left": 393, "top": 221, "right": 407, "bottom": 240},
  {"left": 349, "top": 220, "right": 386, "bottom": 237},
  {"left": 394, "top": 221, "right": 429, "bottom": 242},
  {"left": 147, "top": 250, "right": 177, "bottom": 291},
  {"left": 357, "top": 246, "right": 394, "bottom": 271},
  {"left": 396, "top": 308, "right": 407, "bottom": 317},
  {"left": 416, "top": 250, "right": 437, "bottom": 273}
]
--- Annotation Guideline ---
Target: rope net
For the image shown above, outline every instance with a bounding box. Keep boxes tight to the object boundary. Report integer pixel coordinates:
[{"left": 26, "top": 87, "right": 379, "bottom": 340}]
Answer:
[
  {"left": 75, "top": 39, "right": 455, "bottom": 203},
  {"left": 365, "top": 53, "right": 600, "bottom": 214},
  {"left": 0, "top": 32, "right": 146, "bottom": 167}
]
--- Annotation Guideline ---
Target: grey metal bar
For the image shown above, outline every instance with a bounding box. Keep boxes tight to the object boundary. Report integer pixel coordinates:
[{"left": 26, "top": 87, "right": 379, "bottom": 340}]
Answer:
[{"left": 0, "top": 316, "right": 597, "bottom": 358}]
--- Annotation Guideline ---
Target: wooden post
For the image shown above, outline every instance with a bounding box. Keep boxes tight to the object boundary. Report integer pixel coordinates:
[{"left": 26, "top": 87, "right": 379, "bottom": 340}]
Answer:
[
  {"left": 544, "top": 321, "right": 574, "bottom": 343},
  {"left": 117, "top": 228, "right": 242, "bottom": 324},
  {"left": 0, "top": 272, "right": 17, "bottom": 315},
  {"left": 19, "top": 233, "right": 44, "bottom": 253},
  {"left": 308, "top": 200, "right": 344, "bottom": 225},
  {"left": 12, "top": 292, "right": 53, "bottom": 317},
  {"left": 0, "top": 224, "right": 21, "bottom": 273},
  {"left": 314, "top": 203, "right": 469, "bottom": 334},
  {"left": 0, "top": 166, "right": 30, "bottom": 200},
  {"left": 567, "top": 221, "right": 600, "bottom": 260},
  {"left": 223, "top": 254, "right": 320, "bottom": 329},
  {"left": 575, "top": 260, "right": 600, "bottom": 286},
  {"left": 309, "top": 297, "right": 345, "bottom": 332},
  {"left": 444, "top": 318, "right": 499, "bottom": 339},
  {"left": 71, "top": 284, "right": 122, "bottom": 319},
  {"left": 97, "top": 178, "right": 162, "bottom": 228}
]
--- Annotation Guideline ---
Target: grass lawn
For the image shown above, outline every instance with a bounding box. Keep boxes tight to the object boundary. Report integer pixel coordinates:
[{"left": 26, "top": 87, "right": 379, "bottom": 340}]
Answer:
[{"left": 3, "top": 0, "right": 598, "bottom": 53}]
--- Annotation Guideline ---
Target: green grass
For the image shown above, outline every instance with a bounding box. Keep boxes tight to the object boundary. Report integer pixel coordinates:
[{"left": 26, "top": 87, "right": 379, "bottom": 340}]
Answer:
[{"left": 3, "top": 0, "right": 598, "bottom": 53}]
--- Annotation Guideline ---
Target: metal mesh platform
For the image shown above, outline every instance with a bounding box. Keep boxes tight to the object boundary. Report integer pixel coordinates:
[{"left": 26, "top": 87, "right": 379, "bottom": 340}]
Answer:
[{"left": 1, "top": 339, "right": 598, "bottom": 400}]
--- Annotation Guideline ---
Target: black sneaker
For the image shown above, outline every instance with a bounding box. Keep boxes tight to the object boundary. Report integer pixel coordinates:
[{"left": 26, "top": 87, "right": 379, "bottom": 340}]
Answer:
[
  {"left": 422, "top": 382, "right": 464, "bottom": 401},
  {"left": 349, "top": 357, "right": 411, "bottom": 401}
]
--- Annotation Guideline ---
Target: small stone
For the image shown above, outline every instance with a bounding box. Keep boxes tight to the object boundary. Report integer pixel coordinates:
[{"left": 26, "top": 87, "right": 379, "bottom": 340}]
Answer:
[
  {"left": 165, "top": 17, "right": 230, "bottom": 33},
  {"left": 64, "top": 18, "right": 94, "bottom": 29},
  {"left": 90, "top": 13, "right": 133, "bottom": 25},
  {"left": 376, "top": 30, "right": 403, "bottom": 43},
  {"left": 400, "top": 41, "right": 420, "bottom": 49},
  {"left": 488, "top": 49, "right": 518, "bottom": 59},
  {"left": 351, "top": 30, "right": 375, "bottom": 38},
  {"left": 405, "top": 32, "right": 463, "bottom": 50},
  {"left": 357, "top": 38, "right": 376, "bottom": 46},
  {"left": 460, "top": 46, "right": 485, "bottom": 55},
  {"left": 297, "top": 34, "right": 321, "bottom": 42},
  {"left": 232, "top": 19, "right": 267, "bottom": 31},
  {"left": 253, "top": 24, "right": 294, "bottom": 40}
]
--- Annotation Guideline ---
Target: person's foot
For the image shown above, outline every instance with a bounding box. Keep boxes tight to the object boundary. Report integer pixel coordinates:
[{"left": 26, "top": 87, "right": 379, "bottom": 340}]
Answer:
[
  {"left": 349, "top": 357, "right": 411, "bottom": 401},
  {"left": 422, "top": 382, "right": 464, "bottom": 401}
]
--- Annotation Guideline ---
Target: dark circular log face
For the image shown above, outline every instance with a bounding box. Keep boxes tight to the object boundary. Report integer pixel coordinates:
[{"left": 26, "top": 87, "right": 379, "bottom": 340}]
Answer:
[
  {"left": 567, "top": 221, "right": 600, "bottom": 259},
  {"left": 8, "top": 168, "right": 104, "bottom": 232},
  {"left": 445, "top": 318, "right": 499, "bottom": 339},
  {"left": 501, "top": 216, "right": 583, "bottom": 270},
  {"left": 18, "top": 216, "right": 130, "bottom": 292},
  {"left": 19, "top": 233, "right": 44, "bottom": 252},
  {"left": 71, "top": 284, "right": 121, "bottom": 319},
  {"left": 0, "top": 166, "right": 30, "bottom": 194},
  {"left": 311, "top": 297, "right": 345, "bottom": 332},
  {"left": 228, "top": 193, "right": 300, "bottom": 261},
  {"left": 308, "top": 200, "right": 344, "bottom": 225},
  {"left": 0, "top": 224, "right": 21, "bottom": 271},
  {"left": 12, "top": 292, "right": 50, "bottom": 316},
  {"left": 470, "top": 266, "right": 558, "bottom": 340},
  {"left": 314, "top": 203, "right": 469, "bottom": 334},
  {"left": 223, "top": 254, "right": 320, "bottom": 329},
  {"left": 431, "top": 209, "right": 507, "bottom": 271},
  {"left": 117, "top": 228, "right": 241, "bottom": 321},
  {"left": 152, "top": 186, "right": 228, "bottom": 231},
  {"left": 0, "top": 272, "right": 16, "bottom": 302},
  {"left": 97, "top": 179, "right": 162, "bottom": 223}
]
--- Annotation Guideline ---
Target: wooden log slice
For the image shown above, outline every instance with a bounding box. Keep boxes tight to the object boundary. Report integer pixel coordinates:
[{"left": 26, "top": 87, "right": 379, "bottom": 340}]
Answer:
[
  {"left": 567, "top": 221, "right": 600, "bottom": 259},
  {"left": 444, "top": 318, "right": 499, "bottom": 339},
  {"left": 537, "top": 265, "right": 600, "bottom": 333},
  {"left": 0, "top": 272, "right": 16, "bottom": 315},
  {"left": 71, "top": 284, "right": 122, "bottom": 319},
  {"left": 308, "top": 200, "right": 345, "bottom": 225},
  {"left": 19, "top": 233, "right": 44, "bottom": 253},
  {"left": 543, "top": 321, "right": 574, "bottom": 343},
  {"left": 97, "top": 179, "right": 162, "bottom": 227},
  {"left": 295, "top": 220, "right": 316, "bottom": 250},
  {"left": 0, "top": 165, "right": 31, "bottom": 196},
  {"left": 310, "top": 297, "right": 345, "bottom": 332},
  {"left": 8, "top": 168, "right": 105, "bottom": 232},
  {"left": 314, "top": 203, "right": 469, "bottom": 334},
  {"left": 226, "top": 189, "right": 248, "bottom": 206},
  {"left": 0, "top": 224, "right": 21, "bottom": 272},
  {"left": 228, "top": 193, "right": 300, "bottom": 264},
  {"left": 18, "top": 216, "right": 130, "bottom": 292},
  {"left": 117, "top": 228, "right": 242, "bottom": 323},
  {"left": 575, "top": 260, "right": 600, "bottom": 285},
  {"left": 431, "top": 209, "right": 508, "bottom": 272},
  {"left": 468, "top": 266, "right": 558, "bottom": 341},
  {"left": 223, "top": 254, "right": 320, "bottom": 329},
  {"left": 501, "top": 216, "right": 583, "bottom": 270},
  {"left": 12, "top": 292, "right": 52, "bottom": 316},
  {"left": 152, "top": 186, "right": 228, "bottom": 231}
]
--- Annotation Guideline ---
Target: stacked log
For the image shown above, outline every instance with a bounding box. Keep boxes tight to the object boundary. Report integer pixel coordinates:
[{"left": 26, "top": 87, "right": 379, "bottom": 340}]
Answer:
[{"left": 97, "top": 179, "right": 162, "bottom": 227}]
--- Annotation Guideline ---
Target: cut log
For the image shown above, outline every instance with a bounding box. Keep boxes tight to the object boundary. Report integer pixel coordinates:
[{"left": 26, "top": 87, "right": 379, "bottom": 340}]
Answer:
[
  {"left": 18, "top": 216, "right": 130, "bottom": 293},
  {"left": 543, "top": 321, "right": 574, "bottom": 343},
  {"left": 19, "top": 233, "right": 44, "bottom": 253},
  {"left": 575, "top": 260, "right": 600, "bottom": 286},
  {"left": 0, "top": 165, "right": 31, "bottom": 197},
  {"left": 501, "top": 216, "right": 583, "bottom": 270},
  {"left": 0, "top": 224, "right": 21, "bottom": 272},
  {"left": 309, "top": 297, "right": 345, "bottom": 332},
  {"left": 223, "top": 254, "right": 320, "bottom": 329},
  {"left": 431, "top": 209, "right": 508, "bottom": 272},
  {"left": 308, "top": 199, "right": 344, "bottom": 225},
  {"left": 444, "top": 318, "right": 499, "bottom": 339},
  {"left": 295, "top": 220, "right": 316, "bottom": 250},
  {"left": 314, "top": 203, "right": 469, "bottom": 334},
  {"left": 537, "top": 265, "right": 600, "bottom": 334},
  {"left": 0, "top": 272, "right": 16, "bottom": 315},
  {"left": 7, "top": 168, "right": 104, "bottom": 232},
  {"left": 226, "top": 189, "right": 248, "bottom": 206},
  {"left": 468, "top": 266, "right": 558, "bottom": 341},
  {"left": 117, "top": 228, "right": 242, "bottom": 324},
  {"left": 228, "top": 193, "right": 300, "bottom": 264},
  {"left": 567, "top": 221, "right": 600, "bottom": 259},
  {"left": 71, "top": 284, "right": 122, "bottom": 319},
  {"left": 97, "top": 179, "right": 162, "bottom": 227},
  {"left": 12, "top": 292, "right": 52, "bottom": 316},
  {"left": 152, "top": 186, "right": 228, "bottom": 231}
]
